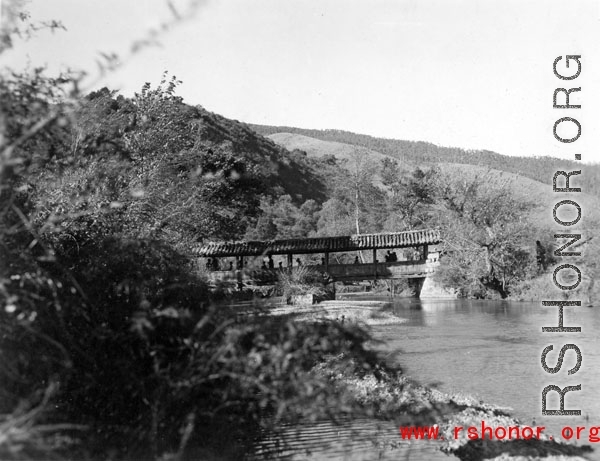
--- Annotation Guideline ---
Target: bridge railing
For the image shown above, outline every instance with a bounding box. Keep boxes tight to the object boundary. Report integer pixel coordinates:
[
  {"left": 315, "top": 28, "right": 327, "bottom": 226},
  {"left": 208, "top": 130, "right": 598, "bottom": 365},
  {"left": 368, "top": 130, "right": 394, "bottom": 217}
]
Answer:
[
  {"left": 204, "top": 259, "right": 439, "bottom": 285},
  {"left": 326, "top": 260, "right": 437, "bottom": 280}
]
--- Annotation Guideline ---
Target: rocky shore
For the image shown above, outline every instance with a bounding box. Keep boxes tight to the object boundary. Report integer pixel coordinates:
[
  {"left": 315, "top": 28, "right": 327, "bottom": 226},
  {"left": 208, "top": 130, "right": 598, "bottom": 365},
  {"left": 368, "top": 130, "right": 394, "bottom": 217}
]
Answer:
[
  {"left": 267, "top": 300, "right": 594, "bottom": 461},
  {"left": 267, "top": 299, "right": 408, "bottom": 325}
]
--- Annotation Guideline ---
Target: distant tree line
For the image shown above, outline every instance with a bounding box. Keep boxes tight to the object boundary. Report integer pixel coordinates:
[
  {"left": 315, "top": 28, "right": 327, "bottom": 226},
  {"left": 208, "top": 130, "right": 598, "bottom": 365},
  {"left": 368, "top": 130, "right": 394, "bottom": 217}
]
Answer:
[{"left": 250, "top": 124, "right": 600, "bottom": 198}]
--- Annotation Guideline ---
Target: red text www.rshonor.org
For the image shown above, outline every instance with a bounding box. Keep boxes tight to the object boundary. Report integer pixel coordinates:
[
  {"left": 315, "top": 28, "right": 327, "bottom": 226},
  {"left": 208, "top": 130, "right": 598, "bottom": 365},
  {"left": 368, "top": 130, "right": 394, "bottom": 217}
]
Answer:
[{"left": 399, "top": 422, "right": 600, "bottom": 443}]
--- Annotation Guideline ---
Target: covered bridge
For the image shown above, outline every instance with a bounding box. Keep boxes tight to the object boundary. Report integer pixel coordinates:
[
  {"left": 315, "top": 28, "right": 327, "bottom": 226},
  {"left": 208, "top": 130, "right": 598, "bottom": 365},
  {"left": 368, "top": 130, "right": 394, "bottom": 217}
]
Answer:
[{"left": 194, "top": 229, "right": 442, "bottom": 287}]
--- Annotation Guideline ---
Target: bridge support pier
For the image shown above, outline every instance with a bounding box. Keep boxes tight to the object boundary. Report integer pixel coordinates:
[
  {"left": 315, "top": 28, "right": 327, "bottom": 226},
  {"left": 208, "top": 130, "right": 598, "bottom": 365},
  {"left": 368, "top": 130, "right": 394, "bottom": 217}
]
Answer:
[{"left": 419, "top": 276, "right": 457, "bottom": 298}]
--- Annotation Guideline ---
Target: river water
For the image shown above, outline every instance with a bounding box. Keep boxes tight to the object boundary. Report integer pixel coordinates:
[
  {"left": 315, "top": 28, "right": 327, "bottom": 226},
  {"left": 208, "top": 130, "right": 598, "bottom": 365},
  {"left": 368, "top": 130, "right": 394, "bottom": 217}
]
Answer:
[
  {"left": 374, "top": 298, "right": 600, "bottom": 440},
  {"left": 254, "top": 298, "right": 600, "bottom": 460}
]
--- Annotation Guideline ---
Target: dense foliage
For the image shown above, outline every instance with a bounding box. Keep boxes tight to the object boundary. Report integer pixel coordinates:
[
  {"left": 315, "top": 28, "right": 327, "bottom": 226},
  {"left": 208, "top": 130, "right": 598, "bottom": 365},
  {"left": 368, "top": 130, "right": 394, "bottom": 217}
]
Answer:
[
  {"left": 248, "top": 126, "right": 600, "bottom": 300},
  {"left": 247, "top": 149, "right": 542, "bottom": 298},
  {"left": 0, "top": 66, "right": 383, "bottom": 460},
  {"left": 0, "top": 63, "right": 546, "bottom": 461},
  {"left": 2, "top": 9, "right": 597, "bottom": 461}
]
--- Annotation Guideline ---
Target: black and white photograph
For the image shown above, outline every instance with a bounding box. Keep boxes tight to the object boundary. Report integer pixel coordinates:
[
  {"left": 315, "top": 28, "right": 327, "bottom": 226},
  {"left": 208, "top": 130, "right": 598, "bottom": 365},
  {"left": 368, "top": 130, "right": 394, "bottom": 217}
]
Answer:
[{"left": 1, "top": 1, "right": 600, "bottom": 460}]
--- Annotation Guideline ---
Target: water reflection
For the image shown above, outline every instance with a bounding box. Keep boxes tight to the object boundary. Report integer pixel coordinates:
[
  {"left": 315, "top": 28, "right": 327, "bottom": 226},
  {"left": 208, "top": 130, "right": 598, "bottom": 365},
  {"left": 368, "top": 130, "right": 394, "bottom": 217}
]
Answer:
[
  {"left": 250, "top": 297, "right": 600, "bottom": 460},
  {"left": 372, "top": 298, "right": 600, "bottom": 460}
]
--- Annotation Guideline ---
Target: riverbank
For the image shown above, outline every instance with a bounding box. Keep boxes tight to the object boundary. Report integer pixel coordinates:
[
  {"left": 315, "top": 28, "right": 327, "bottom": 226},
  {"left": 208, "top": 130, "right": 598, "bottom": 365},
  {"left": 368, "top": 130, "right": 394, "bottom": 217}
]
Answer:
[
  {"left": 268, "top": 299, "right": 408, "bottom": 325},
  {"left": 316, "top": 353, "right": 591, "bottom": 461},
  {"left": 264, "top": 299, "right": 594, "bottom": 461}
]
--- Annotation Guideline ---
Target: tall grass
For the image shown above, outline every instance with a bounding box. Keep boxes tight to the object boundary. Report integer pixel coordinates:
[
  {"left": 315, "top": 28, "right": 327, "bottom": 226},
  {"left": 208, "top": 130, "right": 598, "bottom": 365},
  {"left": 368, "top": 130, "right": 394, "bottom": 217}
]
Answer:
[{"left": 276, "top": 266, "right": 329, "bottom": 302}]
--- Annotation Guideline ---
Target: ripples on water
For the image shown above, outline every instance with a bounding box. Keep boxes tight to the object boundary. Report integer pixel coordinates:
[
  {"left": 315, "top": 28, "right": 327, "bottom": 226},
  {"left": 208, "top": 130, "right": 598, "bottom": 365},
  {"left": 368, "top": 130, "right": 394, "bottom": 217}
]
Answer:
[
  {"left": 375, "top": 298, "right": 600, "bottom": 460},
  {"left": 251, "top": 418, "right": 447, "bottom": 460},
  {"left": 250, "top": 297, "right": 600, "bottom": 460}
]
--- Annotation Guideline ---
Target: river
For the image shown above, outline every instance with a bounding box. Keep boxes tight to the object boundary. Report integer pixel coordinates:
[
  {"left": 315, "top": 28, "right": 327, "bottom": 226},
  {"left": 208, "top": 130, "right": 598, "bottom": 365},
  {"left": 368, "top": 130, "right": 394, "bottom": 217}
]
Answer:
[
  {"left": 373, "top": 298, "right": 600, "bottom": 440},
  {"left": 253, "top": 297, "right": 600, "bottom": 460}
]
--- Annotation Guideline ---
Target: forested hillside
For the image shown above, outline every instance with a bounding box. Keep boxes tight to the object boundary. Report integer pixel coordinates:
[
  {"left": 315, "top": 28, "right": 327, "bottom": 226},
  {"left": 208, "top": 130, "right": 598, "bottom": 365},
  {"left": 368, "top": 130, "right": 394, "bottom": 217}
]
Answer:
[
  {"left": 251, "top": 124, "right": 600, "bottom": 197},
  {"left": 0, "top": 72, "right": 368, "bottom": 460},
  {"left": 29, "top": 81, "right": 336, "bottom": 248},
  {"left": 259, "top": 129, "right": 599, "bottom": 302},
  {"left": 3, "top": 5, "right": 598, "bottom": 461},
  {"left": 3, "top": 66, "right": 598, "bottom": 461}
]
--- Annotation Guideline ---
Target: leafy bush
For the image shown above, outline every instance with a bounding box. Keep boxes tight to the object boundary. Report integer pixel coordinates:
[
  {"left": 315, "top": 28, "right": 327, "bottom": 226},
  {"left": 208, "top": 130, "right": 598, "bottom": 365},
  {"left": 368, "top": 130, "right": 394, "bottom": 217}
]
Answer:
[
  {"left": 276, "top": 265, "right": 330, "bottom": 302},
  {"left": 0, "top": 61, "right": 374, "bottom": 460},
  {"left": 1, "top": 227, "right": 382, "bottom": 459}
]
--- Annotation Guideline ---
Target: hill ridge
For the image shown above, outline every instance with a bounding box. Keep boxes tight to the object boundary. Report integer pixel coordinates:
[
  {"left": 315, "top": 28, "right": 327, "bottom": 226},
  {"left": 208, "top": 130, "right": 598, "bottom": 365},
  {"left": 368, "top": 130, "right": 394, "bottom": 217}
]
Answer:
[{"left": 250, "top": 123, "right": 600, "bottom": 198}]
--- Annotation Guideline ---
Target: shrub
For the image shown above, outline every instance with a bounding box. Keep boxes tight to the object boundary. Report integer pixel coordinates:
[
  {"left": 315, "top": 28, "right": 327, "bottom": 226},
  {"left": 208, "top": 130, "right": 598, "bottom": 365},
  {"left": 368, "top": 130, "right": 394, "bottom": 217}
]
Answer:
[
  {"left": 0, "top": 35, "right": 371, "bottom": 461},
  {"left": 1, "top": 230, "right": 380, "bottom": 459},
  {"left": 276, "top": 265, "right": 330, "bottom": 302}
]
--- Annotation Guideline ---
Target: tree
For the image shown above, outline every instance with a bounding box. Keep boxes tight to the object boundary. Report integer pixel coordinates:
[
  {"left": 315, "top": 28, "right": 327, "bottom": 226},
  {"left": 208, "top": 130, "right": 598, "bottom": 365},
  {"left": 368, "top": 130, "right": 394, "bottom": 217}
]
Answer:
[
  {"left": 316, "top": 197, "right": 355, "bottom": 237},
  {"left": 245, "top": 197, "right": 278, "bottom": 240},
  {"left": 124, "top": 73, "right": 196, "bottom": 169},
  {"left": 334, "top": 147, "right": 379, "bottom": 235},
  {"left": 434, "top": 171, "right": 536, "bottom": 298},
  {"left": 380, "top": 157, "right": 402, "bottom": 196},
  {"left": 293, "top": 199, "right": 320, "bottom": 237},
  {"left": 246, "top": 196, "right": 321, "bottom": 240},
  {"left": 382, "top": 166, "right": 441, "bottom": 231}
]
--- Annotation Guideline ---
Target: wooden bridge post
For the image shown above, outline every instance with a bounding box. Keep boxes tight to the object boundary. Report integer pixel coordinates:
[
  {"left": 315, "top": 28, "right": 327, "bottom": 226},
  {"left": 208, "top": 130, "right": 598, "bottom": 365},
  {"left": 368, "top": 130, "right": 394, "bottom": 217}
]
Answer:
[
  {"left": 234, "top": 256, "right": 243, "bottom": 290},
  {"left": 287, "top": 253, "right": 293, "bottom": 268},
  {"left": 372, "top": 248, "right": 377, "bottom": 279},
  {"left": 237, "top": 271, "right": 243, "bottom": 290},
  {"left": 324, "top": 252, "right": 329, "bottom": 271}
]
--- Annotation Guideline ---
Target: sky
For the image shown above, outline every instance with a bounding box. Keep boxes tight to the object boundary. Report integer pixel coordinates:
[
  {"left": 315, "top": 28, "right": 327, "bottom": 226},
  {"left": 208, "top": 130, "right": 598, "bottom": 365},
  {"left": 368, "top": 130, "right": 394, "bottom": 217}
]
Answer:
[{"left": 2, "top": 0, "right": 600, "bottom": 162}]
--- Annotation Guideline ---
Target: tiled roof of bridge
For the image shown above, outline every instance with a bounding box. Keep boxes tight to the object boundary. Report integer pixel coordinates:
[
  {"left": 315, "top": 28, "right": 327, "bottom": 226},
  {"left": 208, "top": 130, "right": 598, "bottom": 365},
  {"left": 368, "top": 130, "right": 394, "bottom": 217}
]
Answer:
[{"left": 194, "top": 229, "right": 441, "bottom": 257}]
